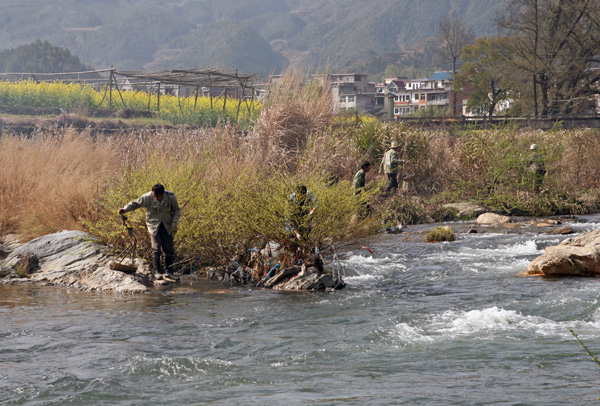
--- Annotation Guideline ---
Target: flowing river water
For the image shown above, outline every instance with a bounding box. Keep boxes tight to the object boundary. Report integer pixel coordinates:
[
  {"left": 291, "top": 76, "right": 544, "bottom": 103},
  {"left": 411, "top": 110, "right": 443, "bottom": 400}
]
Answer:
[{"left": 3, "top": 216, "right": 600, "bottom": 405}]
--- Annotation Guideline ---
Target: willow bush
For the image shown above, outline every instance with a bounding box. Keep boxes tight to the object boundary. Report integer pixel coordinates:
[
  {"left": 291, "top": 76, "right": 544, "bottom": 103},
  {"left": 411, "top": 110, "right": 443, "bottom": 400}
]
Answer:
[{"left": 85, "top": 154, "right": 374, "bottom": 264}]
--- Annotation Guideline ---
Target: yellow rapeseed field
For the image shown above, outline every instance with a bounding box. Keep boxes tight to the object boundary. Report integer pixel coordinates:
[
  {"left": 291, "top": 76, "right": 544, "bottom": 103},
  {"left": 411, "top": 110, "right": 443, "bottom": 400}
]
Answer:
[{"left": 0, "top": 80, "right": 260, "bottom": 126}]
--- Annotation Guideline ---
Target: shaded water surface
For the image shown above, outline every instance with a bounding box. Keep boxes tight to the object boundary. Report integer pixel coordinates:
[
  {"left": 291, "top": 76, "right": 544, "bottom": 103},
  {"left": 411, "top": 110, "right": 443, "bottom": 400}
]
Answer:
[{"left": 3, "top": 217, "right": 600, "bottom": 405}]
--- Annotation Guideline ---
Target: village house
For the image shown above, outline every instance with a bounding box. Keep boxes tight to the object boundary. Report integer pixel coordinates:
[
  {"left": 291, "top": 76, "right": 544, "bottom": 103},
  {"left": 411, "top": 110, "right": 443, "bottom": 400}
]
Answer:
[
  {"left": 381, "top": 71, "right": 455, "bottom": 119},
  {"left": 329, "top": 73, "right": 376, "bottom": 114},
  {"left": 255, "top": 71, "right": 458, "bottom": 118}
]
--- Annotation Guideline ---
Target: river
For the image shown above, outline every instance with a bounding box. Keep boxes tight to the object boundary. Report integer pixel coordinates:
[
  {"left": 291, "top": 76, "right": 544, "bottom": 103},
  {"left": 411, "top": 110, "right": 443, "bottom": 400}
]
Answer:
[{"left": 3, "top": 216, "right": 600, "bottom": 405}]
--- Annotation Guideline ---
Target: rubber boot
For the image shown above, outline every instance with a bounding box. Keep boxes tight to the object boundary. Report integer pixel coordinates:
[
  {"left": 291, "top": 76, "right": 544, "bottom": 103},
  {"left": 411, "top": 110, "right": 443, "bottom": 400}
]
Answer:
[
  {"left": 153, "top": 252, "right": 163, "bottom": 274},
  {"left": 165, "top": 255, "right": 174, "bottom": 274}
]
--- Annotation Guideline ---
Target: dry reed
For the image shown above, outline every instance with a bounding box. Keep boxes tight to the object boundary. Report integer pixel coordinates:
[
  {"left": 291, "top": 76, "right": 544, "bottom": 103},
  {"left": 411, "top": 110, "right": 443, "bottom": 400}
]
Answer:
[{"left": 0, "top": 129, "right": 118, "bottom": 237}]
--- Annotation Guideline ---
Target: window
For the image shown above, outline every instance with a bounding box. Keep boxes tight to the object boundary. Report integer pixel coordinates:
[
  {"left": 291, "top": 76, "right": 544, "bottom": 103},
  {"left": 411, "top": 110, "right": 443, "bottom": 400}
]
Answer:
[
  {"left": 347, "top": 96, "right": 355, "bottom": 103},
  {"left": 394, "top": 107, "right": 400, "bottom": 114},
  {"left": 420, "top": 94, "right": 425, "bottom": 101},
  {"left": 414, "top": 94, "right": 419, "bottom": 101},
  {"left": 340, "top": 97, "right": 346, "bottom": 103},
  {"left": 394, "top": 96, "right": 399, "bottom": 102}
]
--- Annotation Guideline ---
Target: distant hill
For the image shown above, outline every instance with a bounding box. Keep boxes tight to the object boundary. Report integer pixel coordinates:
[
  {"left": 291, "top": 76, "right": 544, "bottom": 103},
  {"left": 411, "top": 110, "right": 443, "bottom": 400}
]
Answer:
[
  {"left": 0, "top": 40, "right": 93, "bottom": 74},
  {"left": 0, "top": 0, "right": 506, "bottom": 77}
]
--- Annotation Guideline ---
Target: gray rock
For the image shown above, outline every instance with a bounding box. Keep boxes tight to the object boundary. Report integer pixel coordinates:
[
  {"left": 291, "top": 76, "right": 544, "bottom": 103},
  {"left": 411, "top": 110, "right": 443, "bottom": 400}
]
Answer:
[
  {"left": 548, "top": 226, "right": 575, "bottom": 235},
  {"left": 1, "top": 230, "right": 150, "bottom": 293},
  {"left": 444, "top": 203, "right": 487, "bottom": 218},
  {"left": 476, "top": 213, "right": 512, "bottom": 225}
]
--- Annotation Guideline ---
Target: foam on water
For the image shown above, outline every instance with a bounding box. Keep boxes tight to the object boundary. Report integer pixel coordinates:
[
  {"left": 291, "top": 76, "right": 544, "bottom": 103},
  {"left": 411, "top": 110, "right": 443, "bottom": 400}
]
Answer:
[
  {"left": 387, "top": 306, "right": 600, "bottom": 346},
  {"left": 570, "top": 221, "right": 600, "bottom": 232},
  {"left": 433, "top": 306, "right": 540, "bottom": 334},
  {"left": 443, "top": 239, "right": 544, "bottom": 260},
  {"left": 336, "top": 253, "right": 408, "bottom": 282},
  {"left": 344, "top": 274, "right": 382, "bottom": 283}
]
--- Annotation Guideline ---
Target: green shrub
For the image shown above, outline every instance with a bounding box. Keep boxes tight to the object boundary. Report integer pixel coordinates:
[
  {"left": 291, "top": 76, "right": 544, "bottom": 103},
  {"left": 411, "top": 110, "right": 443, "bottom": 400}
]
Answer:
[{"left": 424, "top": 227, "right": 455, "bottom": 243}]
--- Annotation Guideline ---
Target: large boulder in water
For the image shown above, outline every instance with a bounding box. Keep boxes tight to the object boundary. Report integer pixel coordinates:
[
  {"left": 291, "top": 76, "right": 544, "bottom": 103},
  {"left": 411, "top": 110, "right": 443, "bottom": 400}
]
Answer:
[
  {"left": 1, "top": 230, "right": 151, "bottom": 293},
  {"left": 444, "top": 203, "right": 487, "bottom": 218},
  {"left": 476, "top": 213, "right": 512, "bottom": 225},
  {"left": 523, "top": 229, "right": 600, "bottom": 276}
]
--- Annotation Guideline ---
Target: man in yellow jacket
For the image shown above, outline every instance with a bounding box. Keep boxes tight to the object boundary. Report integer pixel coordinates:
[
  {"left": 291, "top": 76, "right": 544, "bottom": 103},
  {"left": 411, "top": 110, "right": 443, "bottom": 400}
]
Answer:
[{"left": 119, "top": 183, "right": 181, "bottom": 281}]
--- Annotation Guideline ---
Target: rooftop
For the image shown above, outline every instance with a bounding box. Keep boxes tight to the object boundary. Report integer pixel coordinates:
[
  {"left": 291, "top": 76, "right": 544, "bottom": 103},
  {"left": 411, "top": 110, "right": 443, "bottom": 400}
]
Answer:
[{"left": 429, "top": 71, "right": 454, "bottom": 81}]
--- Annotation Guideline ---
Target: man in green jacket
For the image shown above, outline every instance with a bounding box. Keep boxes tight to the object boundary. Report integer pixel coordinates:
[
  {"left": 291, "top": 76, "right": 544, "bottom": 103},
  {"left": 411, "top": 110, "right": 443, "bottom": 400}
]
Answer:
[
  {"left": 353, "top": 161, "right": 372, "bottom": 217},
  {"left": 119, "top": 183, "right": 181, "bottom": 281},
  {"left": 353, "top": 161, "right": 372, "bottom": 193},
  {"left": 528, "top": 144, "right": 546, "bottom": 193}
]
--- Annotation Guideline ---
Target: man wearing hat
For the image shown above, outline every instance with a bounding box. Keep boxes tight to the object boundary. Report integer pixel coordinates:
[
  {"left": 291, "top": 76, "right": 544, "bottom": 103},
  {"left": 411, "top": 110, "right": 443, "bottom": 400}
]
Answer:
[
  {"left": 380, "top": 141, "right": 405, "bottom": 194},
  {"left": 528, "top": 144, "right": 546, "bottom": 193}
]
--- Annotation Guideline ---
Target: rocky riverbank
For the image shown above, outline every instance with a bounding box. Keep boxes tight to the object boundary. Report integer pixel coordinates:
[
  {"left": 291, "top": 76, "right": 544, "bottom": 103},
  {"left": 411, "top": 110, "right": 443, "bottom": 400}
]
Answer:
[
  {"left": 0, "top": 231, "right": 151, "bottom": 293},
  {"left": 0, "top": 230, "right": 346, "bottom": 293}
]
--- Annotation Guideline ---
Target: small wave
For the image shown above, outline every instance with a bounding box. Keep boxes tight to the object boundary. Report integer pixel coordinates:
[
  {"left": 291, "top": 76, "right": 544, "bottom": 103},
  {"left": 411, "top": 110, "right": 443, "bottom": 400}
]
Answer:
[
  {"left": 344, "top": 254, "right": 380, "bottom": 264},
  {"left": 393, "top": 323, "right": 434, "bottom": 345},
  {"left": 123, "top": 355, "right": 232, "bottom": 380},
  {"left": 433, "top": 307, "right": 531, "bottom": 334},
  {"left": 343, "top": 274, "right": 382, "bottom": 284}
]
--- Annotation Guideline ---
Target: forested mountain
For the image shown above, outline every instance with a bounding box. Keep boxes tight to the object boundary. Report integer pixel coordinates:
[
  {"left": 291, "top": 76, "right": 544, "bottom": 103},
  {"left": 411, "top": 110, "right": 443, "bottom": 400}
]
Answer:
[{"left": 0, "top": 0, "right": 506, "bottom": 76}]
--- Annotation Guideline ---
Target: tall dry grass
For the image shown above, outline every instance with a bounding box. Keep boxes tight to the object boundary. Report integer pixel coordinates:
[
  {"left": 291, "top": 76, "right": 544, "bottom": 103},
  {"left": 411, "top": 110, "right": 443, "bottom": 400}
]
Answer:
[
  {"left": 0, "top": 129, "right": 118, "bottom": 237},
  {"left": 248, "top": 67, "right": 334, "bottom": 171}
]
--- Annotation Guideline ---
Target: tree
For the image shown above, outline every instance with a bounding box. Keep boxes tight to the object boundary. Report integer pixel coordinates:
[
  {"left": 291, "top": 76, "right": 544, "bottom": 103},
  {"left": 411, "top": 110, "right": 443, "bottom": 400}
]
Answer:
[
  {"left": 455, "top": 36, "right": 515, "bottom": 118},
  {"left": 438, "top": 13, "right": 475, "bottom": 116},
  {"left": 498, "top": 0, "right": 600, "bottom": 116},
  {"left": 0, "top": 40, "right": 93, "bottom": 73}
]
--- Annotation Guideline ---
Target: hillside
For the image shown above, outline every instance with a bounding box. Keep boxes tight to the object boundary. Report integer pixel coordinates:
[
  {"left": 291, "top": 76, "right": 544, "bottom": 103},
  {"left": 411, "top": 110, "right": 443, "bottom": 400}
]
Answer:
[{"left": 0, "top": 0, "right": 506, "bottom": 76}]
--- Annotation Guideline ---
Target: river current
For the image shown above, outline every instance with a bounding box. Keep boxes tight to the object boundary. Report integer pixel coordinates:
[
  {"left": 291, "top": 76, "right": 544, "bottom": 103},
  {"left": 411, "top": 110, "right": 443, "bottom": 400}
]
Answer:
[{"left": 3, "top": 216, "right": 600, "bottom": 405}]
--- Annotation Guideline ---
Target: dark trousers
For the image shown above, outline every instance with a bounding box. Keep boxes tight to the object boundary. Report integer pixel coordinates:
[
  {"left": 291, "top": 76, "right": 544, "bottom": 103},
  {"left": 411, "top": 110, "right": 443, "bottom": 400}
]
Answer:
[
  {"left": 533, "top": 170, "right": 546, "bottom": 192},
  {"left": 385, "top": 173, "right": 398, "bottom": 193},
  {"left": 151, "top": 223, "right": 175, "bottom": 273}
]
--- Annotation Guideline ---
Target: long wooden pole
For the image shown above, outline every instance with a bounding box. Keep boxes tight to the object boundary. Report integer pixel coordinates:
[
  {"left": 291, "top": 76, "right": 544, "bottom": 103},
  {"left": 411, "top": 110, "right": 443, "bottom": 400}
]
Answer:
[
  {"left": 148, "top": 80, "right": 152, "bottom": 111},
  {"left": 177, "top": 74, "right": 184, "bottom": 117},
  {"left": 112, "top": 72, "right": 127, "bottom": 108},
  {"left": 209, "top": 74, "right": 213, "bottom": 110},
  {"left": 109, "top": 69, "right": 113, "bottom": 110}
]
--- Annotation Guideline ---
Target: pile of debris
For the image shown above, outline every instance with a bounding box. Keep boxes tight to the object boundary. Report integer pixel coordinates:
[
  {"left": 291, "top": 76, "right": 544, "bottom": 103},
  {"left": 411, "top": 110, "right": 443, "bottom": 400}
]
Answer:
[{"left": 209, "top": 242, "right": 346, "bottom": 291}]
